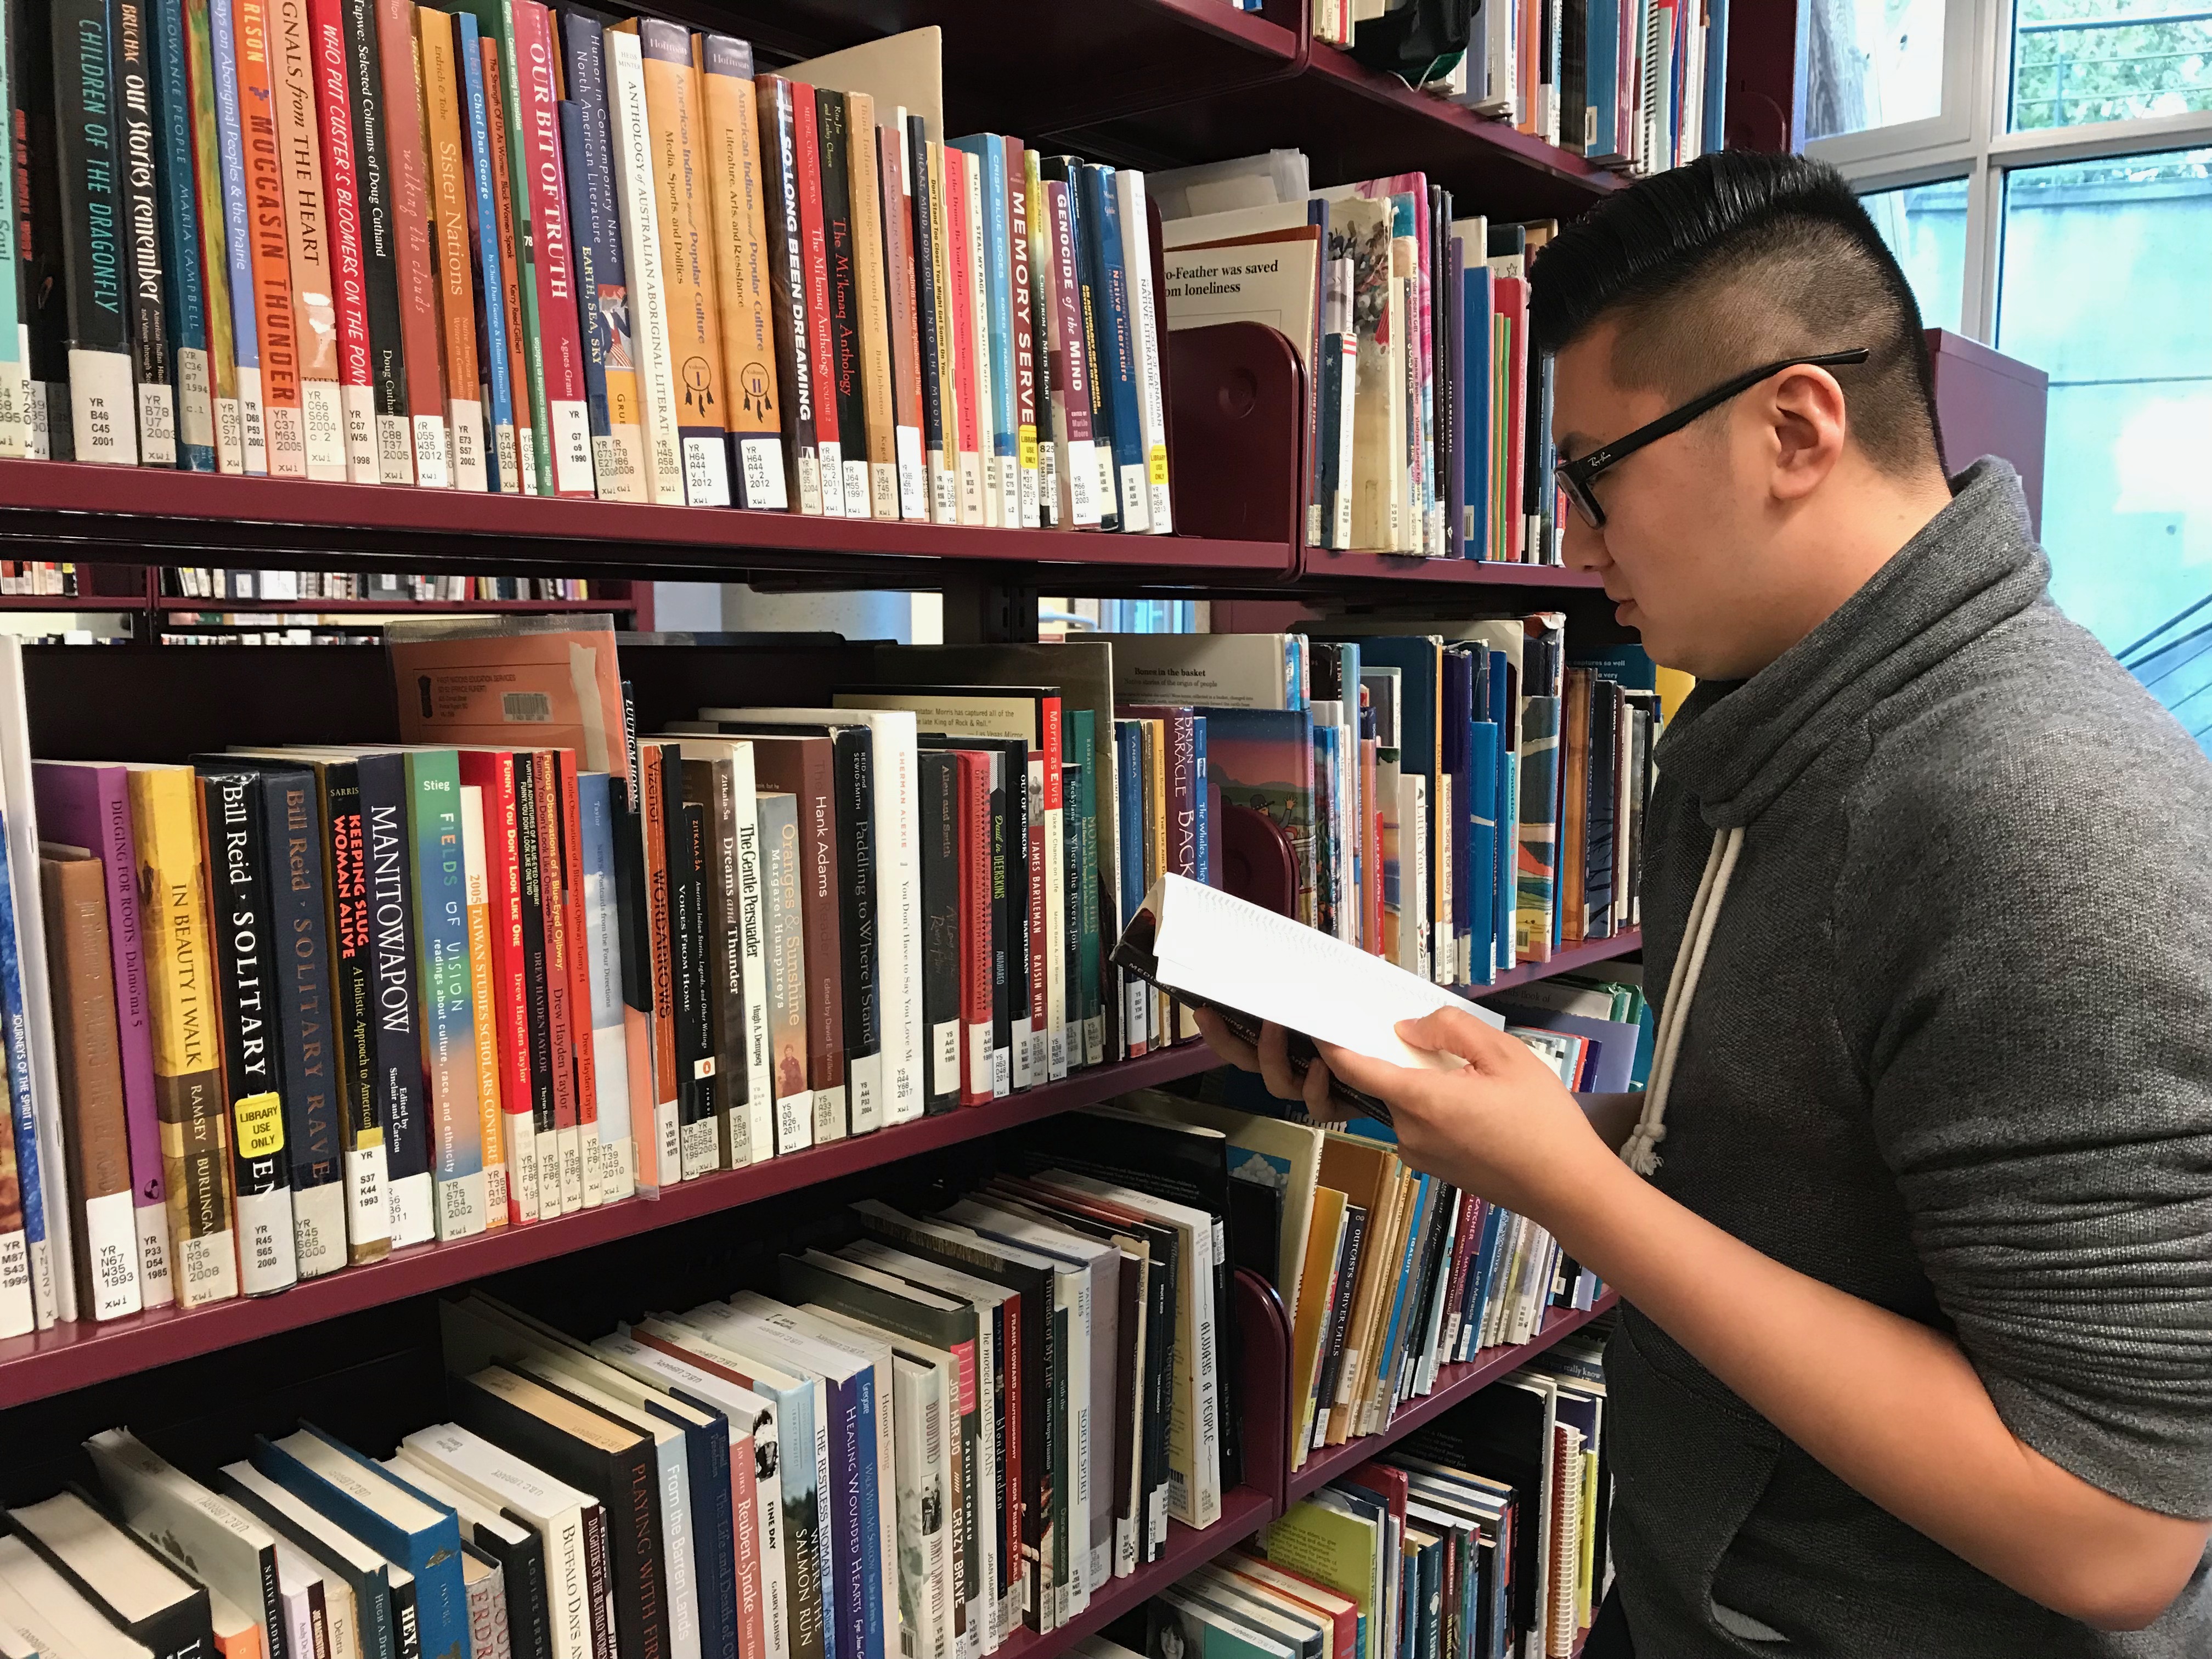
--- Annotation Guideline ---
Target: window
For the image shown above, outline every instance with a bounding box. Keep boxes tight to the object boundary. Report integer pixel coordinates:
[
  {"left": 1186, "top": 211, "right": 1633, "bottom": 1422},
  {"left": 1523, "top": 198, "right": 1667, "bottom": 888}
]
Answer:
[{"left": 1804, "top": 0, "right": 2212, "bottom": 746}]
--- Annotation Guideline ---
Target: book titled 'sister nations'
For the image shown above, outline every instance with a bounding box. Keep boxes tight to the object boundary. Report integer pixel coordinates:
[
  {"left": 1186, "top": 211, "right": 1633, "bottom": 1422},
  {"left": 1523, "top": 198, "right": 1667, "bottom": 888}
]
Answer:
[{"left": 417, "top": 4, "right": 488, "bottom": 492}]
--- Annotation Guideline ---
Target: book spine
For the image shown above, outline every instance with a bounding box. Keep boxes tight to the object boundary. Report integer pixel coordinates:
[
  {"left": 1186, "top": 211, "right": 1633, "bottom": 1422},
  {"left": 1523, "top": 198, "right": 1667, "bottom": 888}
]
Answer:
[
  {"left": 753, "top": 73, "right": 816, "bottom": 515},
  {"left": 577, "top": 772, "right": 635, "bottom": 1198},
  {"left": 816, "top": 88, "right": 866, "bottom": 519},
  {"left": 793, "top": 84, "right": 842, "bottom": 518},
  {"left": 985, "top": 757, "right": 1011, "bottom": 1090},
  {"left": 151, "top": 0, "right": 215, "bottom": 467},
  {"left": 1073, "top": 714, "right": 1101, "bottom": 1065},
  {"left": 693, "top": 34, "right": 783, "bottom": 510},
  {"left": 0, "top": 0, "right": 22, "bottom": 459},
  {"left": 459, "top": 13, "right": 518, "bottom": 492},
  {"left": 1023, "top": 146, "right": 1054, "bottom": 528},
  {"left": 719, "top": 752, "right": 770, "bottom": 1167},
  {"left": 235, "top": 0, "right": 305, "bottom": 474},
  {"left": 483, "top": 44, "right": 532, "bottom": 489},
  {"left": 685, "top": 759, "right": 744, "bottom": 1166},
  {"left": 337, "top": 0, "right": 408, "bottom": 479},
  {"left": 51, "top": 0, "right": 139, "bottom": 465},
  {"left": 532, "top": 751, "right": 582, "bottom": 1209},
  {"left": 940, "top": 145, "right": 978, "bottom": 527},
  {"left": 925, "top": 139, "right": 960, "bottom": 526},
  {"left": 639, "top": 741, "right": 681, "bottom": 1186},
  {"left": 128, "top": 768, "right": 237, "bottom": 1307},
  {"left": 844, "top": 95, "right": 895, "bottom": 520},
  {"left": 358, "top": 755, "right": 431, "bottom": 1249},
  {"left": 459, "top": 754, "right": 532, "bottom": 1221},
  {"left": 555, "top": 754, "right": 602, "bottom": 1203},
  {"left": 513, "top": 752, "right": 561, "bottom": 1212},
  {"left": 271, "top": 0, "right": 345, "bottom": 478},
  {"left": 181, "top": 0, "right": 244, "bottom": 470},
  {"left": 757, "top": 790, "right": 810, "bottom": 1155},
  {"left": 916, "top": 755, "right": 959, "bottom": 1114},
  {"left": 1112, "top": 168, "right": 1170, "bottom": 534},
  {"left": 603, "top": 33, "right": 678, "bottom": 501},
  {"left": 0, "top": 808, "right": 53, "bottom": 1328},
  {"left": 202, "top": 772, "right": 301, "bottom": 1295},
  {"left": 673, "top": 800, "right": 715, "bottom": 1177},
  {"left": 1078, "top": 166, "right": 1146, "bottom": 532},
  {"left": 374, "top": 0, "right": 448, "bottom": 484},
  {"left": 953, "top": 137, "right": 1013, "bottom": 525},
  {"left": 902, "top": 116, "right": 947, "bottom": 523},
  {"left": 318, "top": 763, "right": 390, "bottom": 1261},
  {"left": 1041, "top": 180, "right": 1097, "bottom": 527},
  {"left": 1003, "top": 138, "right": 1037, "bottom": 529},
  {"left": 634, "top": 17, "right": 729, "bottom": 506},
  {"left": 877, "top": 114, "right": 923, "bottom": 521},
  {"left": 304, "top": 0, "right": 374, "bottom": 478},
  {"left": 417, "top": 5, "right": 486, "bottom": 490},
  {"left": 557, "top": 19, "right": 641, "bottom": 501},
  {"left": 959, "top": 146, "right": 995, "bottom": 527},
  {"left": 405, "top": 751, "right": 485, "bottom": 1241},
  {"left": 473, "top": 0, "right": 540, "bottom": 494},
  {"left": 1053, "top": 164, "right": 1115, "bottom": 529},
  {"left": 262, "top": 771, "right": 348, "bottom": 1274},
  {"left": 514, "top": 0, "right": 592, "bottom": 493},
  {"left": 115, "top": 0, "right": 179, "bottom": 465}
]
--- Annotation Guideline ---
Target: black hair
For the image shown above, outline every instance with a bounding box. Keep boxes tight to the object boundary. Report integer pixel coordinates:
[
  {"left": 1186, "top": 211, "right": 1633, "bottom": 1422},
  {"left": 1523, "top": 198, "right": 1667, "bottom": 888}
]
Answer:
[{"left": 1531, "top": 151, "right": 1944, "bottom": 475}]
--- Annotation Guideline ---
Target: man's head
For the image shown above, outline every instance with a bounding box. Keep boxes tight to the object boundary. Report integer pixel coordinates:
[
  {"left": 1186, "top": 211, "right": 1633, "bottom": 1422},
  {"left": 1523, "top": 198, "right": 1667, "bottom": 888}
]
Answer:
[{"left": 1534, "top": 151, "right": 1955, "bottom": 679}]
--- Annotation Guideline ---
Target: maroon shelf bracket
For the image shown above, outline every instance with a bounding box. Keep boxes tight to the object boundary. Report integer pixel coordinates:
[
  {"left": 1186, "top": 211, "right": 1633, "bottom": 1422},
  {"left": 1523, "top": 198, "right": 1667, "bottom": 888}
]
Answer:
[
  {"left": 1233, "top": 1266, "right": 1294, "bottom": 1516},
  {"left": 1165, "top": 321, "right": 1306, "bottom": 569}
]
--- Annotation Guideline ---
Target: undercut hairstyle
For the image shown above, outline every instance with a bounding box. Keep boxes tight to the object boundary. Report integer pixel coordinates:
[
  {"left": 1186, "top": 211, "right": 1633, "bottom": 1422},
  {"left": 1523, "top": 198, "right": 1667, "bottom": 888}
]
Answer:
[{"left": 1531, "top": 151, "right": 1944, "bottom": 476}]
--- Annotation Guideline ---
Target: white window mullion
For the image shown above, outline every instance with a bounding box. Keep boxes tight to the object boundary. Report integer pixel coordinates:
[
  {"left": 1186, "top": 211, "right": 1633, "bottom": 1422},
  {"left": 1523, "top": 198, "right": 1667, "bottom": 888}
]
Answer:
[{"left": 1959, "top": 155, "right": 2003, "bottom": 343}]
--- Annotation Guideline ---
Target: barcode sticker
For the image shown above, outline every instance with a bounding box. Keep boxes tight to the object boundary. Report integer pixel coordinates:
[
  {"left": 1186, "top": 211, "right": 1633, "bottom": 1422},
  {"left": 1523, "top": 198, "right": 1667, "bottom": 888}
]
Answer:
[{"left": 504, "top": 692, "right": 552, "bottom": 723}]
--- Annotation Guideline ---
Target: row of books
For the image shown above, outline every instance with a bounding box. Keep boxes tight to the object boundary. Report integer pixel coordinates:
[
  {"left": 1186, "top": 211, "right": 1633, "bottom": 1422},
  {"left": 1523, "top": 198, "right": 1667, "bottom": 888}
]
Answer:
[
  {"left": 1099, "top": 628, "right": 1658, "bottom": 990},
  {"left": 160, "top": 628, "right": 383, "bottom": 645},
  {"left": 2, "top": 1132, "right": 1248, "bottom": 1659},
  {"left": 0, "top": 563, "right": 79, "bottom": 596},
  {"left": 15, "top": 7, "right": 1176, "bottom": 536},
  {"left": 1160, "top": 170, "right": 1563, "bottom": 562},
  {"left": 163, "top": 573, "right": 607, "bottom": 602},
  {"left": 1188, "top": 1336, "right": 1610, "bottom": 1659}
]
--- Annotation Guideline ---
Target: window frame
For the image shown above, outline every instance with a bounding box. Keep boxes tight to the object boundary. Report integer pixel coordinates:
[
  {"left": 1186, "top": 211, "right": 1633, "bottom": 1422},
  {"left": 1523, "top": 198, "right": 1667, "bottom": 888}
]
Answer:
[{"left": 1802, "top": 0, "right": 2212, "bottom": 342}]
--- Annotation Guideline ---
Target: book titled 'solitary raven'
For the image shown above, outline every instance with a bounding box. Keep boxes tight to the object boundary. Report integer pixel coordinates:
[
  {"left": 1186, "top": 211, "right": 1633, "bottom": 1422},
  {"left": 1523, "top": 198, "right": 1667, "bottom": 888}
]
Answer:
[{"left": 51, "top": 0, "right": 139, "bottom": 464}]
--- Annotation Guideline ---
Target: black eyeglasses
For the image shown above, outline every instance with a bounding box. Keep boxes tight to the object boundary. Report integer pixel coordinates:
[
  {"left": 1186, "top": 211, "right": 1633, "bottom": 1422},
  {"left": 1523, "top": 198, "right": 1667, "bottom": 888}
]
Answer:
[{"left": 1554, "top": 348, "right": 1872, "bottom": 528}]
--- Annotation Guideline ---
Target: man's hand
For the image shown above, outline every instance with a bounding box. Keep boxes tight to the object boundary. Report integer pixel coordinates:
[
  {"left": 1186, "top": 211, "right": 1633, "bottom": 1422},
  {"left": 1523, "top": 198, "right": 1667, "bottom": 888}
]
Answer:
[{"left": 1193, "top": 1005, "right": 1618, "bottom": 1215}]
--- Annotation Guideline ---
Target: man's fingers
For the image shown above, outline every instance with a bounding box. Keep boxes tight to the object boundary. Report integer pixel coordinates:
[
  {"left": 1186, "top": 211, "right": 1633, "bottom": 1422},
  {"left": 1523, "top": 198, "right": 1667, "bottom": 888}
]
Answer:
[
  {"left": 1397, "top": 1006, "right": 1518, "bottom": 1066},
  {"left": 1193, "top": 1008, "right": 1260, "bottom": 1074},
  {"left": 1302, "top": 1048, "right": 1336, "bottom": 1118},
  {"left": 1314, "top": 1040, "right": 1407, "bottom": 1101},
  {"left": 1257, "top": 1023, "right": 1304, "bottom": 1102}
]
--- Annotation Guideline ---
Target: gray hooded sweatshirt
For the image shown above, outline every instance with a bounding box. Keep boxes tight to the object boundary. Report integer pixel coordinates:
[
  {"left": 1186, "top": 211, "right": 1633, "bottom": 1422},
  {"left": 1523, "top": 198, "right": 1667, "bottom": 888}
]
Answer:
[{"left": 1609, "top": 459, "right": 2212, "bottom": 1655}]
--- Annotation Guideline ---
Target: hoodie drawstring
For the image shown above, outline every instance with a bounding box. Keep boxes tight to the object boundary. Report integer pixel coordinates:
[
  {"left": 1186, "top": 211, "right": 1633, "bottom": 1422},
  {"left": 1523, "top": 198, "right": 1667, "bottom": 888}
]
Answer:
[{"left": 1621, "top": 824, "right": 1743, "bottom": 1178}]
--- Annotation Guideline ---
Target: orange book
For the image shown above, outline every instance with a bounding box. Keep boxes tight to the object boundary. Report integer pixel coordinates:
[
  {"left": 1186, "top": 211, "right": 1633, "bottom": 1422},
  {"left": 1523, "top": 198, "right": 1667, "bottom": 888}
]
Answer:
[
  {"left": 481, "top": 44, "right": 536, "bottom": 494},
  {"left": 693, "top": 33, "right": 784, "bottom": 511},
  {"left": 926, "top": 137, "right": 958, "bottom": 524},
  {"left": 233, "top": 0, "right": 307, "bottom": 476},
  {"left": 416, "top": 5, "right": 489, "bottom": 490},
  {"left": 844, "top": 92, "right": 896, "bottom": 521}
]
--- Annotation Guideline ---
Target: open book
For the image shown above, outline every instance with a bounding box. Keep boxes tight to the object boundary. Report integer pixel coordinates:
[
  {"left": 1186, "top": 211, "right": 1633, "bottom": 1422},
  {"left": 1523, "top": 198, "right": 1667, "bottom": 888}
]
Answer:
[{"left": 1111, "top": 873, "right": 1504, "bottom": 1124}]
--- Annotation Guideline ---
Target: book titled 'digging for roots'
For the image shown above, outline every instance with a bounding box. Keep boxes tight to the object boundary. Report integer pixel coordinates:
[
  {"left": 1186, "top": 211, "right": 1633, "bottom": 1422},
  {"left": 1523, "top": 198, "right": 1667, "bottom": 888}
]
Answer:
[{"left": 1111, "top": 873, "right": 1504, "bottom": 1126}]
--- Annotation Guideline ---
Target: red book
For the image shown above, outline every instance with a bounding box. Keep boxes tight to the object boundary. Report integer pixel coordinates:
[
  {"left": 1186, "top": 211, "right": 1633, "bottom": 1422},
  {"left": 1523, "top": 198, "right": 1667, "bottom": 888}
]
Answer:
[
  {"left": 234, "top": 0, "right": 305, "bottom": 476},
  {"left": 307, "top": 0, "right": 376, "bottom": 481},
  {"left": 1221, "top": 1555, "right": 1359, "bottom": 1659},
  {"left": 1495, "top": 274, "right": 1529, "bottom": 561},
  {"left": 457, "top": 750, "right": 537, "bottom": 1224},
  {"left": 532, "top": 751, "right": 579, "bottom": 1205},
  {"left": 1024, "top": 761, "right": 1046, "bottom": 1068},
  {"left": 955, "top": 749, "right": 991, "bottom": 1107},
  {"left": 554, "top": 750, "right": 600, "bottom": 1178},
  {"left": 1441, "top": 1193, "right": 1483, "bottom": 1357},
  {"left": 375, "top": 0, "right": 448, "bottom": 484},
  {"left": 792, "top": 84, "right": 843, "bottom": 516},
  {"left": 515, "top": 0, "right": 595, "bottom": 495}
]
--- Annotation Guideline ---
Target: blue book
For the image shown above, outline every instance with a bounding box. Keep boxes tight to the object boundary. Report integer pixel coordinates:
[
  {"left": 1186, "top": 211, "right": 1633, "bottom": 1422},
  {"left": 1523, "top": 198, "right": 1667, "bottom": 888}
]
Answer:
[
  {"left": 1480, "top": 650, "right": 1517, "bottom": 976},
  {"left": 457, "top": 13, "right": 517, "bottom": 489},
  {"left": 400, "top": 749, "right": 482, "bottom": 1238},
  {"left": 0, "top": 807, "right": 48, "bottom": 1325},
  {"left": 207, "top": 0, "right": 260, "bottom": 467},
  {"left": 1588, "top": 0, "right": 1621, "bottom": 161},
  {"left": 1369, "top": 1172, "right": 1432, "bottom": 1415},
  {"left": 637, "top": 1395, "right": 737, "bottom": 1659},
  {"left": 1078, "top": 165, "right": 1148, "bottom": 532},
  {"left": 1705, "top": 0, "right": 1731, "bottom": 153},
  {"left": 252, "top": 1426, "right": 469, "bottom": 1659},
  {"left": 1467, "top": 723, "right": 1498, "bottom": 984},
  {"left": 152, "top": 0, "right": 213, "bottom": 469},
  {"left": 1441, "top": 650, "right": 1474, "bottom": 989},
  {"left": 1312, "top": 720, "right": 1340, "bottom": 939},
  {"left": 559, "top": 13, "right": 624, "bottom": 493},
  {"left": 1115, "top": 721, "right": 1147, "bottom": 1052},
  {"left": 1461, "top": 265, "right": 1493, "bottom": 560},
  {"left": 951, "top": 136, "right": 1018, "bottom": 515}
]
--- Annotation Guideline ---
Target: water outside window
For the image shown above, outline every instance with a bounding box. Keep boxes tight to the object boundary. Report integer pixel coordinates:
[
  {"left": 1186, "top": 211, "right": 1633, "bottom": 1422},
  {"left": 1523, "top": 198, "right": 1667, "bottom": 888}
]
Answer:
[
  {"left": 2011, "top": 0, "right": 2212, "bottom": 132},
  {"left": 1996, "top": 145, "right": 2212, "bottom": 746},
  {"left": 1801, "top": 0, "right": 1948, "bottom": 141},
  {"left": 1860, "top": 179, "right": 1969, "bottom": 330}
]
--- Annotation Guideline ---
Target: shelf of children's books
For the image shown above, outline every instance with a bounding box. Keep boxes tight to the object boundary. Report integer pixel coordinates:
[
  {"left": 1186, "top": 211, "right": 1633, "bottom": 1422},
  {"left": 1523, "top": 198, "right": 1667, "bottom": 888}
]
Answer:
[
  {"left": 1296, "top": 551, "right": 1607, "bottom": 589},
  {"left": 995, "top": 1486, "right": 1279, "bottom": 1659},
  {"left": 0, "top": 461, "right": 1297, "bottom": 583},
  {"left": 0, "top": 1042, "right": 1218, "bottom": 1411},
  {"left": 1481, "top": 929, "right": 1643, "bottom": 993},
  {"left": 1286, "top": 1291, "right": 1620, "bottom": 1502}
]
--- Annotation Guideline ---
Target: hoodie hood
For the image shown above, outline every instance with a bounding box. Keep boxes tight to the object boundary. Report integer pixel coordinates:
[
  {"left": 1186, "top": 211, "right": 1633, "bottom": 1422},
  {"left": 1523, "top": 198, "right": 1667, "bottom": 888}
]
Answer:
[{"left": 1654, "top": 458, "right": 2050, "bottom": 828}]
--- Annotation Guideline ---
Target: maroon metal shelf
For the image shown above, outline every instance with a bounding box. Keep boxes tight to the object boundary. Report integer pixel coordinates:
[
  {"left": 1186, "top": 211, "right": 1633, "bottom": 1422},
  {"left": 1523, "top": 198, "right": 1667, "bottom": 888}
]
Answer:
[
  {"left": 0, "top": 1042, "right": 1217, "bottom": 1409},
  {"left": 1288, "top": 1291, "right": 1620, "bottom": 1502},
  {"left": 154, "top": 596, "right": 634, "bottom": 615},
  {"left": 1297, "top": 550, "right": 1607, "bottom": 589},
  {"left": 1479, "top": 928, "right": 1641, "bottom": 994}
]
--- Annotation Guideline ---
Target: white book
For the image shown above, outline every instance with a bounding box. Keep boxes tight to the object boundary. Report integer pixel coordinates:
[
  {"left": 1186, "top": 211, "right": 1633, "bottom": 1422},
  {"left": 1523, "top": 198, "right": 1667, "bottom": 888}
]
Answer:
[
  {"left": 592, "top": 1333, "right": 793, "bottom": 1659},
  {"left": 275, "top": 1562, "right": 318, "bottom": 1659},
  {"left": 701, "top": 707, "right": 923, "bottom": 1131},
  {"left": 891, "top": 1356, "right": 953, "bottom": 1659},
  {"left": 605, "top": 30, "right": 687, "bottom": 506},
  {"left": 0, "top": 1537, "right": 149, "bottom": 1659},
  {"left": 85, "top": 1431, "right": 281, "bottom": 1659},
  {"left": 1112, "top": 170, "right": 1171, "bottom": 537},
  {"left": 215, "top": 1460, "right": 392, "bottom": 1659},
  {"left": 396, "top": 1426, "right": 593, "bottom": 1659},
  {"left": 4, "top": 1491, "right": 202, "bottom": 1635}
]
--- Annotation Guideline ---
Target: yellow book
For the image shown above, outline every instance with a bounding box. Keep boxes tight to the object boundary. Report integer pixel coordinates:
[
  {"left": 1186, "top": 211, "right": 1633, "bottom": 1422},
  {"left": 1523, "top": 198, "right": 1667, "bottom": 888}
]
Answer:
[
  {"left": 693, "top": 32, "right": 786, "bottom": 512},
  {"left": 127, "top": 765, "right": 238, "bottom": 1310},
  {"left": 417, "top": 7, "right": 488, "bottom": 492},
  {"left": 1290, "top": 1186, "right": 1349, "bottom": 1466},
  {"left": 459, "top": 786, "right": 507, "bottom": 1228},
  {"left": 1263, "top": 1499, "right": 1382, "bottom": 1659}
]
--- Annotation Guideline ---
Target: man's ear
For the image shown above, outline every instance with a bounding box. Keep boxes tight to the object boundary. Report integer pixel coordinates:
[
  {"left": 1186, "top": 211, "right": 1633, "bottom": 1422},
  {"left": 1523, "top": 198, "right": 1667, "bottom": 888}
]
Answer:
[{"left": 1764, "top": 363, "right": 1850, "bottom": 503}]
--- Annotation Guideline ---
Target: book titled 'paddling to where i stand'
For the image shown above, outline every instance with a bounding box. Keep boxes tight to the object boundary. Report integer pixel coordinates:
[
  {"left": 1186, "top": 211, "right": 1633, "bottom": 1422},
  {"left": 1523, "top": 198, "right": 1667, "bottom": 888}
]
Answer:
[{"left": 1110, "top": 872, "right": 1505, "bottom": 1125}]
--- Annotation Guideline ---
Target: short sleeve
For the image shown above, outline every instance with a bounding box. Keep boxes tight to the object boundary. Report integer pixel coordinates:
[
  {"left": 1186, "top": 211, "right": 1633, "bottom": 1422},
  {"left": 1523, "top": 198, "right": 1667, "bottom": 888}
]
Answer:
[{"left": 1837, "top": 689, "right": 2212, "bottom": 1519}]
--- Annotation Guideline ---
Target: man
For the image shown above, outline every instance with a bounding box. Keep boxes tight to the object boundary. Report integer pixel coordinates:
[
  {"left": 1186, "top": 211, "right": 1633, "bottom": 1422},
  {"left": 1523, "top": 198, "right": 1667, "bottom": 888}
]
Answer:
[{"left": 1198, "top": 151, "right": 2212, "bottom": 1654}]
